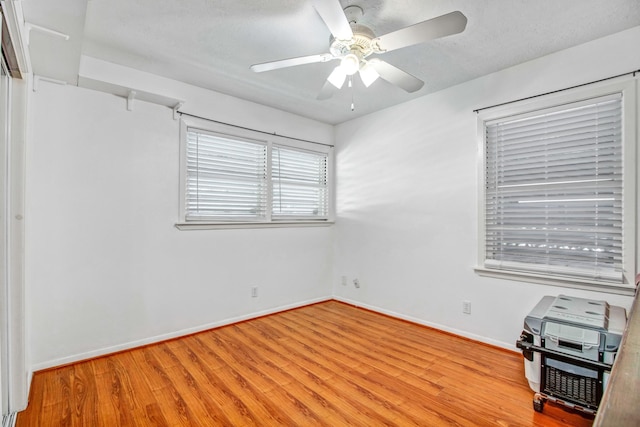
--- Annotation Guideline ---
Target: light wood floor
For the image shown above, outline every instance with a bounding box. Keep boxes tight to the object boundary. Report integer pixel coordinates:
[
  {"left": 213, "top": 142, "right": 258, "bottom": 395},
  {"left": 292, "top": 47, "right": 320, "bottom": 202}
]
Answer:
[{"left": 17, "top": 301, "right": 594, "bottom": 426}]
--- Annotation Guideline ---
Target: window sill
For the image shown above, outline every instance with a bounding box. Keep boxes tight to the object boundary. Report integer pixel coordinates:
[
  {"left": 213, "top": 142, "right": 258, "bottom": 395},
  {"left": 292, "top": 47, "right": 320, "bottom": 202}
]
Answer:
[
  {"left": 474, "top": 266, "right": 636, "bottom": 296},
  {"left": 175, "top": 220, "right": 335, "bottom": 230}
]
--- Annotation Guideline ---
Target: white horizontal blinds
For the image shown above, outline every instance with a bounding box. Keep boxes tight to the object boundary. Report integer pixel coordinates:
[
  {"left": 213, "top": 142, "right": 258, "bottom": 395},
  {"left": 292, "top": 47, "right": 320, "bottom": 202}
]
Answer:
[
  {"left": 186, "top": 129, "right": 267, "bottom": 220},
  {"left": 484, "top": 93, "right": 623, "bottom": 282},
  {"left": 272, "top": 145, "right": 329, "bottom": 219}
]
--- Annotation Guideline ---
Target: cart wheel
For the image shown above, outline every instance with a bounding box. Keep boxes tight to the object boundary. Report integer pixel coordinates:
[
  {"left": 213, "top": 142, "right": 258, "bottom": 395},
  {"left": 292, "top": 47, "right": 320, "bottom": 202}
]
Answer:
[{"left": 533, "top": 397, "right": 545, "bottom": 413}]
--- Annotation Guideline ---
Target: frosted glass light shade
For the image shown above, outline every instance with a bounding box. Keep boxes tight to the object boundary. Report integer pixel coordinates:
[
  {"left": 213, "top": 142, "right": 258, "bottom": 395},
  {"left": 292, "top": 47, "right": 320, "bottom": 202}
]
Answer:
[
  {"left": 340, "top": 53, "right": 360, "bottom": 75},
  {"left": 327, "top": 66, "right": 347, "bottom": 89},
  {"left": 359, "top": 62, "right": 379, "bottom": 87}
]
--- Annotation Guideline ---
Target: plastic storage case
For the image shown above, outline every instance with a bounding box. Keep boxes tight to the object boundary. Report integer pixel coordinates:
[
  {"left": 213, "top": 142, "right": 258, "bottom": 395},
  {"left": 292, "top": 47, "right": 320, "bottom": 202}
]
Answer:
[{"left": 516, "top": 295, "right": 626, "bottom": 414}]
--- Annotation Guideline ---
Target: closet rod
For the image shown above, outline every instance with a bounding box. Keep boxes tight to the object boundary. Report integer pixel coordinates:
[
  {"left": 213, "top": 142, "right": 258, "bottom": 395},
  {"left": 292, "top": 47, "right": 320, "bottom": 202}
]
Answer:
[{"left": 177, "top": 111, "right": 334, "bottom": 148}]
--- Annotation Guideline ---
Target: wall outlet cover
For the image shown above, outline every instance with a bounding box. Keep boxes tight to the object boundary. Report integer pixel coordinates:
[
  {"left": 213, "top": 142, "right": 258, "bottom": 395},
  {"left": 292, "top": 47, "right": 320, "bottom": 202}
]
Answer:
[{"left": 463, "top": 300, "right": 471, "bottom": 314}]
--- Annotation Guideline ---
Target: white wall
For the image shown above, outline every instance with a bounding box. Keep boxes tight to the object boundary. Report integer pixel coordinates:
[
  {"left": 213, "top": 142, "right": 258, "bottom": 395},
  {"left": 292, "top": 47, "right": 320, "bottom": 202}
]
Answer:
[
  {"left": 333, "top": 26, "right": 640, "bottom": 349},
  {"left": 26, "top": 70, "right": 335, "bottom": 370}
]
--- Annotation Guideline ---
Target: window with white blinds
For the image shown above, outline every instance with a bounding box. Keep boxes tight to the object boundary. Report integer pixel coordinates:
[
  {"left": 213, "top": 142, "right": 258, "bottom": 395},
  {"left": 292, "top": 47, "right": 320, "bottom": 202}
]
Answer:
[
  {"left": 483, "top": 93, "right": 625, "bottom": 284},
  {"left": 184, "top": 125, "right": 332, "bottom": 224},
  {"left": 272, "top": 145, "right": 329, "bottom": 219},
  {"left": 186, "top": 130, "right": 267, "bottom": 221}
]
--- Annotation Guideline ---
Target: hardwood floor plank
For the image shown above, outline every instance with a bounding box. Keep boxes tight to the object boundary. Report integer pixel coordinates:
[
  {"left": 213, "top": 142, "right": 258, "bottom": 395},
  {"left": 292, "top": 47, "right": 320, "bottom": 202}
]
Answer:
[
  {"left": 69, "top": 362, "right": 98, "bottom": 426},
  {"left": 199, "top": 329, "right": 333, "bottom": 425},
  {"left": 163, "top": 339, "right": 254, "bottom": 425},
  {"left": 243, "top": 322, "right": 400, "bottom": 425},
  {"left": 225, "top": 324, "right": 372, "bottom": 427},
  {"left": 133, "top": 346, "right": 206, "bottom": 427},
  {"left": 187, "top": 334, "right": 299, "bottom": 425},
  {"left": 266, "top": 313, "right": 461, "bottom": 425},
  {"left": 17, "top": 301, "right": 595, "bottom": 426},
  {"left": 90, "top": 357, "right": 137, "bottom": 426},
  {"left": 150, "top": 343, "right": 232, "bottom": 426},
  {"left": 142, "top": 403, "right": 170, "bottom": 427},
  {"left": 284, "top": 308, "right": 438, "bottom": 377}
]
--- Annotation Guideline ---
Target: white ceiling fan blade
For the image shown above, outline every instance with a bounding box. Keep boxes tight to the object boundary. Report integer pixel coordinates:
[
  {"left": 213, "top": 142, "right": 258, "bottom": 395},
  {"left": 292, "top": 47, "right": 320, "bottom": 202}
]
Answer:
[
  {"left": 250, "top": 53, "right": 334, "bottom": 73},
  {"left": 311, "top": 0, "right": 353, "bottom": 40},
  {"left": 373, "top": 11, "right": 467, "bottom": 52},
  {"left": 368, "top": 59, "right": 424, "bottom": 93}
]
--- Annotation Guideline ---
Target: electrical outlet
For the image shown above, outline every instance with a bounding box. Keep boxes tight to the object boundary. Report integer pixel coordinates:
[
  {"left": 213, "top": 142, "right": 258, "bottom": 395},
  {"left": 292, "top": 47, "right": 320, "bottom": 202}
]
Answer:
[
  {"left": 463, "top": 300, "right": 471, "bottom": 314},
  {"left": 353, "top": 278, "right": 360, "bottom": 288},
  {"left": 251, "top": 286, "right": 258, "bottom": 298},
  {"left": 341, "top": 276, "right": 347, "bottom": 286}
]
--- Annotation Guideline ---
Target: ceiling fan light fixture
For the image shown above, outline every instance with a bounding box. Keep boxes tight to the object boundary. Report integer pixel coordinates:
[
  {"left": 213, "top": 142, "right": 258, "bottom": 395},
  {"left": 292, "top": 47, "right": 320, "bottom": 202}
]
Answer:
[
  {"left": 359, "top": 61, "right": 379, "bottom": 87},
  {"left": 340, "top": 53, "right": 360, "bottom": 75},
  {"left": 327, "top": 66, "right": 347, "bottom": 89}
]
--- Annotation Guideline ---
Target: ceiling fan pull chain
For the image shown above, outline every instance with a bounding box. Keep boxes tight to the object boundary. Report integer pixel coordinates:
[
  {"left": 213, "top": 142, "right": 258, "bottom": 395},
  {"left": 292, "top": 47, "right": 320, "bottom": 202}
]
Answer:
[{"left": 350, "top": 76, "right": 355, "bottom": 111}]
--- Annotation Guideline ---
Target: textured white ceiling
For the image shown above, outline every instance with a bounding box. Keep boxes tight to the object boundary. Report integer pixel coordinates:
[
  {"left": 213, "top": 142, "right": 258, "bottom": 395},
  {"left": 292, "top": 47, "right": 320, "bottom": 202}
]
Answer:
[{"left": 21, "top": 0, "right": 640, "bottom": 124}]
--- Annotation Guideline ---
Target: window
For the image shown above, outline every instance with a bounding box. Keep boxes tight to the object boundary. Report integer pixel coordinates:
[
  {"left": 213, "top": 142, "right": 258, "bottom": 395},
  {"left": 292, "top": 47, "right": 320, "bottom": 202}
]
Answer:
[
  {"left": 272, "top": 145, "right": 329, "bottom": 219},
  {"left": 179, "top": 118, "right": 333, "bottom": 227},
  {"left": 477, "top": 80, "right": 636, "bottom": 291},
  {"left": 186, "top": 130, "right": 268, "bottom": 221}
]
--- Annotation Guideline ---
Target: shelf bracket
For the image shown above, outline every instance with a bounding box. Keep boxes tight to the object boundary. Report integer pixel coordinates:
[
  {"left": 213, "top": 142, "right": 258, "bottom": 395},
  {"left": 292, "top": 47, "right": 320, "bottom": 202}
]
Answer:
[
  {"left": 127, "top": 90, "right": 136, "bottom": 111},
  {"left": 173, "top": 102, "right": 184, "bottom": 120}
]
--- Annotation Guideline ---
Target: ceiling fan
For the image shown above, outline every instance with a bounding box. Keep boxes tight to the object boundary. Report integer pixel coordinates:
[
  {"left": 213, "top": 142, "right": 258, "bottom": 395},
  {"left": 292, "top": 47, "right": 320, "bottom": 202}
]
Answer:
[{"left": 250, "top": 0, "right": 467, "bottom": 100}]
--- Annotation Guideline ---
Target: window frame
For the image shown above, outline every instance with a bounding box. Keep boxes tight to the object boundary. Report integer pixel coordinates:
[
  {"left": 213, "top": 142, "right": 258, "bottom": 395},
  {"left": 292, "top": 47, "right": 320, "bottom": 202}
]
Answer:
[
  {"left": 475, "top": 78, "right": 637, "bottom": 294},
  {"left": 176, "top": 116, "right": 334, "bottom": 230},
  {"left": 271, "top": 143, "right": 330, "bottom": 221}
]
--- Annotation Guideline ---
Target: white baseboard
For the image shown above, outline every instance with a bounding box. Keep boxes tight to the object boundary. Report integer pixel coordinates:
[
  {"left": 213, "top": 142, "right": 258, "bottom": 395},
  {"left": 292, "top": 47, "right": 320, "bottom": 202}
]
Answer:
[
  {"left": 33, "top": 294, "right": 517, "bottom": 372},
  {"left": 32, "top": 296, "right": 332, "bottom": 372},
  {"left": 333, "top": 296, "right": 517, "bottom": 352}
]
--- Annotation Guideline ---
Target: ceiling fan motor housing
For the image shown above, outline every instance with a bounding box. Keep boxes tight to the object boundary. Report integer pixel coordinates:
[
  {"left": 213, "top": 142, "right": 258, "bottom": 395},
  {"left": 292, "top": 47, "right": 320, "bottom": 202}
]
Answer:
[{"left": 329, "top": 23, "right": 376, "bottom": 60}]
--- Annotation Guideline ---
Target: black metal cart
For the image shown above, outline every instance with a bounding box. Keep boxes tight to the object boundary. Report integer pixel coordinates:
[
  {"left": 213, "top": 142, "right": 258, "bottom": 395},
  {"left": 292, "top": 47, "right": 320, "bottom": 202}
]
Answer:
[{"left": 516, "top": 332, "right": 612, "bottom": 414}]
